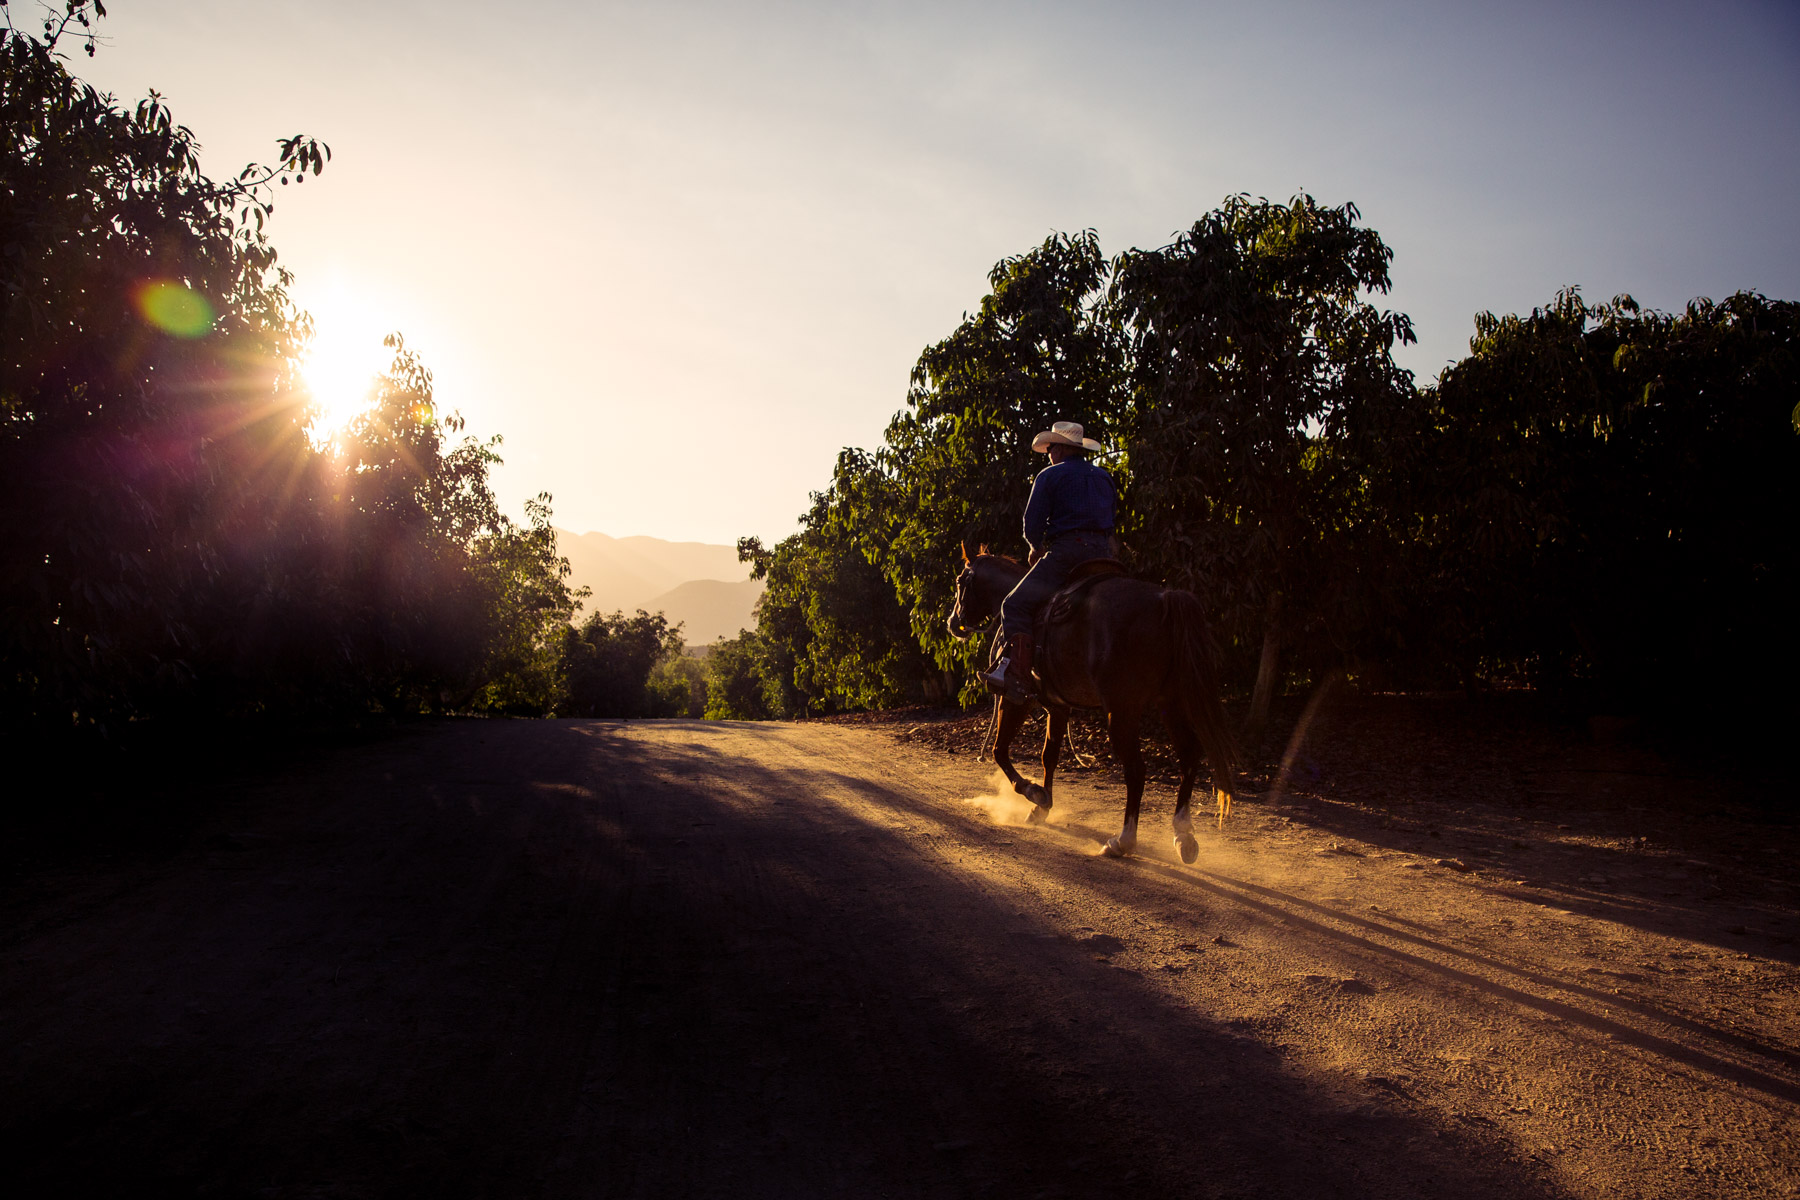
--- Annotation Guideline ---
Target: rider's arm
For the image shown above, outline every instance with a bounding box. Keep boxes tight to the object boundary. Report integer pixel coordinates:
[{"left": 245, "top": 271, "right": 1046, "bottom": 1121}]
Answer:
[{"left": 1022, "top": 467, "right": 1054, "bottom": 552}]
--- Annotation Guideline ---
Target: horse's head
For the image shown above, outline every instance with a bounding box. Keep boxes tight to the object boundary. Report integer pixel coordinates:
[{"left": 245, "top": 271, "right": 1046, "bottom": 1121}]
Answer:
[
  {"left": 946, "top": 557, "right": 980, "bottom": 641},
  {"left": 945, "top": 542, "right": 1021, "bottom": 640}
]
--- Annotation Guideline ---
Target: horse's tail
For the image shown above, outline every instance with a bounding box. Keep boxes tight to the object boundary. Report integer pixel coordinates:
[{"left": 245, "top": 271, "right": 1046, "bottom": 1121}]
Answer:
[{"left": 1160, "top": 588, "right": 1239, "bottom": 821}]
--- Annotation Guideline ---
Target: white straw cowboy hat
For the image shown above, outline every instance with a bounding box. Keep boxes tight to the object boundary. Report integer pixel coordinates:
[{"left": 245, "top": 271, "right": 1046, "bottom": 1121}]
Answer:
[{"left": 1031, "top": 421, "right": 1106, "bottom": 453}]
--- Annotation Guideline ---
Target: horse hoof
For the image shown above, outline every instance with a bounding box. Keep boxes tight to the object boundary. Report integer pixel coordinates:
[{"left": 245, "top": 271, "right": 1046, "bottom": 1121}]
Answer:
[
  {"left": 1175, "top": 833, "right": 1199, "bottom": 864},
  {"left": 1023, "top": 782, "right": 1048, "bottom": 807},
  {"left": 1103, "top": 834, "right": 1136, "bottom": 858},
  {"left": 1027, "top": 804, "right": 1049, "bottom": 825}
]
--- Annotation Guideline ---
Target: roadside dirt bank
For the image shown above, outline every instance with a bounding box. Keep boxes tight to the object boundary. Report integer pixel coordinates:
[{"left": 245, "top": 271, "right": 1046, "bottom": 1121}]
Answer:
[{"left": 1, "top": 707, "right": 1794, "bottom": 1198}]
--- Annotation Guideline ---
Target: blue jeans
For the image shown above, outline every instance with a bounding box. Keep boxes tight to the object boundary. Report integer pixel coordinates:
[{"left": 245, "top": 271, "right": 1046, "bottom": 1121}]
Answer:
[{"left": 1000, "top": 531, "right": 1113, "bottom": 637}]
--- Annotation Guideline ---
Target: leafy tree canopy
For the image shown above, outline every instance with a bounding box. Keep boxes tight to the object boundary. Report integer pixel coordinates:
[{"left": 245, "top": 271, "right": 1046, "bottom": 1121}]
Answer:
[
  {"left": 561, "top": 610, "right": 685, "bottom": 718},
  {"left": 0, "top": 4, "right": 579, "bottom": 740},
  {"left": 1109, "top": 194, "right": 1418, "bottom": 631},
  {"left": 1417, "top": 286, "right": 1800, "bottom": 700},
  {"left": 703, "top": 630, "right": 777, "bottom": 721},
  {"left": 737, "top": 449, "right": 943, "bottom": 715}
]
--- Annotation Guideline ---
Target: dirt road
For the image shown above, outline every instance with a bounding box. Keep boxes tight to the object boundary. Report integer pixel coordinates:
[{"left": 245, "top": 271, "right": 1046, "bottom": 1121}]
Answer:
[{"left": 3, "top": 718, "right": 1796, "bottom": 1198}]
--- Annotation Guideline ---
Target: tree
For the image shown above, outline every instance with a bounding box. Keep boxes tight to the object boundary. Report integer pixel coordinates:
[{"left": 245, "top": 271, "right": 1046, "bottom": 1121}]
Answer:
[
  {"left": 1110, "top": 194, "right": 1420, "bottom": 737},
  {"left": 0, "top": 6, "right": 580, "bottom": 741},
  {"left": 468, "top": 493, "right": 585, "bottom": 714},
  {"left": 738, "top": 450, "right": 941, "bottom": 715},
  {"left": 1, "top": 5, "right": 329, "bottom": 730},
  {"left": 647, "top": 651, "right": 707, "bottom": 718},
  {"left": 703, "top": 630, "right": 777, "bottom": 720},
  {"left": 1417, "top": 287, "right": 1800, "bottom": 705},
  {"left": 561, "top": 610, "right": 685, "bottom": 718}
]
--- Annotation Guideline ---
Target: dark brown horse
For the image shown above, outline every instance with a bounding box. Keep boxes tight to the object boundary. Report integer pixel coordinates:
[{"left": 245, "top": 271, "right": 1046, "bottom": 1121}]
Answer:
[{"left": 946, "top": 549, "right": 1238, "bottom": 861}]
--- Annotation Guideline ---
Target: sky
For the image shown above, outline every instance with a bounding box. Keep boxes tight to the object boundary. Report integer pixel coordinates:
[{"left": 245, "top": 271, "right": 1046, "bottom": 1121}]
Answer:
[{"left": 61, "top": 0, "right": 1800, "bottom": 545}]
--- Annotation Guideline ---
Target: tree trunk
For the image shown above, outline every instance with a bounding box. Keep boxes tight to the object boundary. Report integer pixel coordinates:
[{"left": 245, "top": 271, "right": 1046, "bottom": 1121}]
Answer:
[{"left": 1246, "top": 592, "right": 1282, "bottom": 745}]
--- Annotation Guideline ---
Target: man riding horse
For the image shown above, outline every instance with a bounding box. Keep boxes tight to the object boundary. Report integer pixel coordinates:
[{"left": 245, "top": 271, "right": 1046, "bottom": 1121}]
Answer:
[
  {"left": 949, "top": 419, "right": 1237, "bottom": 856},
  {"left": 981, "top": 420, "right": 1117, "bottom": 704}
]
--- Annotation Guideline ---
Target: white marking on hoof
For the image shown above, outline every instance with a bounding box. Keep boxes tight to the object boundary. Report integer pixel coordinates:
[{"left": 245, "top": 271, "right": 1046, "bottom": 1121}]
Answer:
[
  {"left": 1104, "top": 822, "right": 1138, "bottom": 857},
  {"left": 1175, "top": 833, "right": 1200, "bottom": 864}
]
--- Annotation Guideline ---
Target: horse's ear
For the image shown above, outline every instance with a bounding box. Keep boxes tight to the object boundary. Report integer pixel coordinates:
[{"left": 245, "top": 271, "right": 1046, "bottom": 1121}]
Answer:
[
  {"left": 978, "top": 543, "right": 991, "bottom": 557},
  {"left": 960, "top": 541, "right": 970, "bottom": 565}
]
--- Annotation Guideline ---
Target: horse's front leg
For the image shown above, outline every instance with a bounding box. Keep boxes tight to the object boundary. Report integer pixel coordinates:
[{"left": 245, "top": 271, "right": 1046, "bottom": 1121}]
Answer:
[
  {"left": 1031, "top": 705, "right": 1068, "bottom": 824},
  {"left": 991, "top": 699, "right": 1045, "bottom": 808},
  {"left": 1102, "top": 708, "right": 1146, "bottom": 857}
]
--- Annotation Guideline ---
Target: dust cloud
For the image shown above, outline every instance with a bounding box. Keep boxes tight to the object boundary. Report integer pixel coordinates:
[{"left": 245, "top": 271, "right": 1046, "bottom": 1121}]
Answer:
[{"left": 962, "top": 768, "right": 1040, "bottom": 825}]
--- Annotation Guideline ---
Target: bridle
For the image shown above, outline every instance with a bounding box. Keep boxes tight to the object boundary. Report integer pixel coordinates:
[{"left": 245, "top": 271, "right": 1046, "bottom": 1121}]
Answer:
[{"left": 947, "top": 564, "right": 990, "bottom": 641}]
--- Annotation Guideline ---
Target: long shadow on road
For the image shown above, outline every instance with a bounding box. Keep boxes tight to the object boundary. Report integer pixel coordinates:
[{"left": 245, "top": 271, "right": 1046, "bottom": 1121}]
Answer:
[{"left": 1, "top": 719, "right": 1566, "bottom": 1199}]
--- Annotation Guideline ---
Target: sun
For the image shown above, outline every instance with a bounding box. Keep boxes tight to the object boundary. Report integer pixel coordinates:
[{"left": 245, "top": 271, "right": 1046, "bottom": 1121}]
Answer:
[{"left": 299, "top": 284, "right": 392, "bottom": 441}]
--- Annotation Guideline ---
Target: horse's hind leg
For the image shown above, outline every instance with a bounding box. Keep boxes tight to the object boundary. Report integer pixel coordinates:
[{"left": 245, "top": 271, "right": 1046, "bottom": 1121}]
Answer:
[
  {"left": 1102, "top": 708, "right": 1145, "bottom": 857},
  {"left": 992, "top": 700, "right": 1046, "bottom": 809},
  {"left": 1032, "top": 706, "right": 1068, "bottom": 824},
  {"left": 1167, "top": 713, "right": 1203, "bottom": 863}
]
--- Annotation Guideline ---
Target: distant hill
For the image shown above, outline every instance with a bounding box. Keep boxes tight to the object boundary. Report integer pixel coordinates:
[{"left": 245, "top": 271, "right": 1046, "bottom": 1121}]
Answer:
[
  {"left": 643, "top": 578, "right": 765, "bottom": 644},
  {"left": 555, "top": 529, "right": 762, "bottom": 644}
]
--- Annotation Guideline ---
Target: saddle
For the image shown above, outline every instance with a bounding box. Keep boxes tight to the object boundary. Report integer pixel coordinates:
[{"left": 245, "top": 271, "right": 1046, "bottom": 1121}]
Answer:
[
  {"left": 1036, "top": 558, "right": 1128, "bottom": 633},
  {"left": 1028, "top": 558, "right": 1128, "bottom": 707}
]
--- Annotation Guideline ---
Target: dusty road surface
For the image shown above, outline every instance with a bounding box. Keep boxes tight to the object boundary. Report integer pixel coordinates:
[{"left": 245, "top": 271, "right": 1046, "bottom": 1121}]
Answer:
[{"left": 3, "top": 717, "right": 1796, "bottom": 1198}]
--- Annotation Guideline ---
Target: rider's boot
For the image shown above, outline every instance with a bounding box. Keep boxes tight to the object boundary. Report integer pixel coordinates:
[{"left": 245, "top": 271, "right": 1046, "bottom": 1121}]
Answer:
[
  {"left": 981, "top": 637, "right": 1015, "bottom": 695},
  {"left": 982, "top": 634, "right": 1035, "bottom": 705}
]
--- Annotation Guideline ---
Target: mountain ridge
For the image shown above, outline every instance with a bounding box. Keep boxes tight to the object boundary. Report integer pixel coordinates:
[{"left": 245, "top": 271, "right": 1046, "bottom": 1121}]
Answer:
[{"left": 555, "top": 528, "right": 762, "bottom": 644}]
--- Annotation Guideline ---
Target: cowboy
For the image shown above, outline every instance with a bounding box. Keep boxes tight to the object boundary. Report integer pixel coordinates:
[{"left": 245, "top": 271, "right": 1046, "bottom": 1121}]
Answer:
[{"left": 982, "top": 421, "right": 1116, "bottom": 703}]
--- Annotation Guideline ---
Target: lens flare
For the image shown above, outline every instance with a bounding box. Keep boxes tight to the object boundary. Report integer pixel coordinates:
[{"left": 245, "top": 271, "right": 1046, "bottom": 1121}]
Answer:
[{"left": 135, "top": 280, "right": 215, "bottom": 337}]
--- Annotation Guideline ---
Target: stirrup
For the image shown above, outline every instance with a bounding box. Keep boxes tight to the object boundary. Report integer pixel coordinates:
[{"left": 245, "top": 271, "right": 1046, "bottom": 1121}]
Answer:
[{"left": 984, "top": 661, "right": 1033, "bottom": 706}]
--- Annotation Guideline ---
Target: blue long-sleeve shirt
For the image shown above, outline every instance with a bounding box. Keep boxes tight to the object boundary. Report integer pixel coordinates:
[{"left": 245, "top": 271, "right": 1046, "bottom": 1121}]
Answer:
[{"left": 1022, "top": 458, "right": 1115, "bottom": 551}]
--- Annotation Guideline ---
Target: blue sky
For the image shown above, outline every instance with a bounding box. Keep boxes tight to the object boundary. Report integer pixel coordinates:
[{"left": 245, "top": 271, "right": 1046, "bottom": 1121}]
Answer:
[{"left": 68, "top": 0, "right": 1800, "bottom": 544}]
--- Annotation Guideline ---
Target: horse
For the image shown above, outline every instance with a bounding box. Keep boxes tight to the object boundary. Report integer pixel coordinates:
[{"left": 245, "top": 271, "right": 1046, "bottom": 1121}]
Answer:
[{"left": 946, "top": 548, "right": 1238, "bottom": 861}]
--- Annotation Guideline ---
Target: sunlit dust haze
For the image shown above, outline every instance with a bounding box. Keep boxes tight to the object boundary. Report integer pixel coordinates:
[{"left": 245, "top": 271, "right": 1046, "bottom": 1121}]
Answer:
[
  {"left": 74, "top": 0, "right": 1800, "bottom": 544},
  {"left": 963, "top": 768, "right": 1041, "bottom": 826}
]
